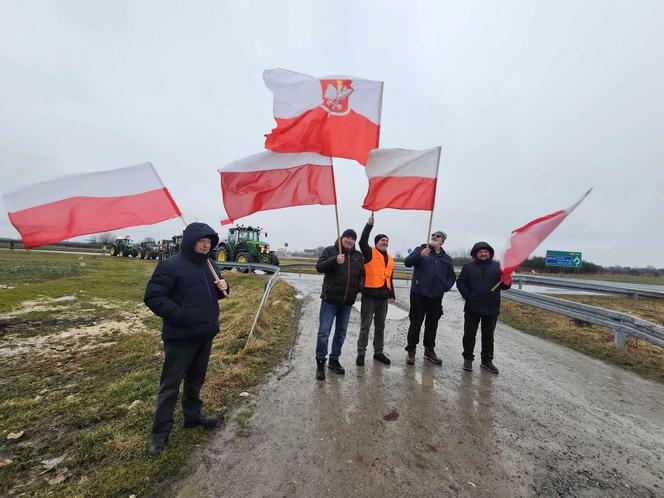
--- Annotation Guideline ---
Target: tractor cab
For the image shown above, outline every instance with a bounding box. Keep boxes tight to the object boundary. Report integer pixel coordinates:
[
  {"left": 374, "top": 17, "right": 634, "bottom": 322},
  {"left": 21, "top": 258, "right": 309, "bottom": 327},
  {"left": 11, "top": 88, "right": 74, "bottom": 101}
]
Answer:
[{"left": 213, "top": 225, "right": 279, "bottom": 268}]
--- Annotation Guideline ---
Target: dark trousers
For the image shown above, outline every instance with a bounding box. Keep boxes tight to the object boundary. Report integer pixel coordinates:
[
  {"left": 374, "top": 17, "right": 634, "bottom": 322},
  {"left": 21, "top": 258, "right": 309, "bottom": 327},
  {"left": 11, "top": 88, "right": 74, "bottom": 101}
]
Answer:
[
  {"left": 358, "top": 296, "right": 388, "bottom": 354},
  {"left": 406, "top": 293, "right": 443, "bottom": 352},
  {"left": 152, "top": 339, "right": 212, "bottom": 435},
  {"left": 462, "top": 312, "right": 498, "bottom": 362}
]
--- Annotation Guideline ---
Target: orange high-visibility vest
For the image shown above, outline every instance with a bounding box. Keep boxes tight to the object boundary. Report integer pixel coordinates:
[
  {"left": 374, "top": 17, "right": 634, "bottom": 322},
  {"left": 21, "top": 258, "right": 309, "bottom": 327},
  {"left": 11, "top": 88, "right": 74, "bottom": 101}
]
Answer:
[{"left": 364, "top": 247, "right": 394, "bottom": 289}]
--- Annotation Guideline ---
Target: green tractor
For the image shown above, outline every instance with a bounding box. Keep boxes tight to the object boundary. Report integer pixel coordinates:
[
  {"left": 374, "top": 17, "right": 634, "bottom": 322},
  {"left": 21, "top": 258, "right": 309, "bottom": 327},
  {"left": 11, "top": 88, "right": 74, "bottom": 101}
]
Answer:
[
  {"left": 157, "top": 235, "right": 183, "bottom": 261},
  {"left": 136, "top": 241, "right": 159, "bottom": 259},
  {"left": 213, "top": 226, "right": 280, "bottom": 269},
  {"left": 109, "top": 236, "right": 137, "bottom": 257}
]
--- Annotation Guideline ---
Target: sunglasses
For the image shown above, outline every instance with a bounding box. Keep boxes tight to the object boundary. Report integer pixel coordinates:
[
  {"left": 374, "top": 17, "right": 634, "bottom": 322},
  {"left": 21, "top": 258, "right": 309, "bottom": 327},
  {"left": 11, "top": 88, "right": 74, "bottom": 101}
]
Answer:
[{"left": 431, "top": 234, "right": 442, "bottom": 239}]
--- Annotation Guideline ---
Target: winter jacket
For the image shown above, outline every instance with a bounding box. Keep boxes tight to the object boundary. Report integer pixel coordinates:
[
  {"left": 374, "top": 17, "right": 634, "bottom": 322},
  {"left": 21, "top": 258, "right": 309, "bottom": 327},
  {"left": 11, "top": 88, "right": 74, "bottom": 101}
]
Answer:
[
  {"left": 316, "top": 240, "right": 365, "bottom": 306},
  {"left": 144, "top": 222, "right": 229, "bottom": 344},
  {"left": 456, "top": 241, "right": 511, "bottom": 316},
  {"left": 359, "top": 223, "right": 395, "bottom": 300},
  {"left": 404, "top": 244, "right": 456, "bottom": 298}
]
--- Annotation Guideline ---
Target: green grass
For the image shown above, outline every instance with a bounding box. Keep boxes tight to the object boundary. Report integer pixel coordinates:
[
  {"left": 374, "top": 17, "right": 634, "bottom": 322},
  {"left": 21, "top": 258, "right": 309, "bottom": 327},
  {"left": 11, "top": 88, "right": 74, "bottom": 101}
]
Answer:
[{"left": 0, "top": 251, "right": 297, "bottom": 497}]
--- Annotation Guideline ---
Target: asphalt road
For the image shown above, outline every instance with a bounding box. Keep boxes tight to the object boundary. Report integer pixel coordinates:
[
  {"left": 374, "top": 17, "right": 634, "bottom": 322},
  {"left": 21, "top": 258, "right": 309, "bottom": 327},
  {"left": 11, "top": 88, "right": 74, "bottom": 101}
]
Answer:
[{"left": 161, "top": 275, "right": 664, "bottom": 496}]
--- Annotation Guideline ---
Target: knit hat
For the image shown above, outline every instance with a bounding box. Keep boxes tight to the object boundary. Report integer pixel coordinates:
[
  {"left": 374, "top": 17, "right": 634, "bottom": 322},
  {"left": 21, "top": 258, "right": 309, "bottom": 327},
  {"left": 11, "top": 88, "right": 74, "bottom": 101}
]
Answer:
[
  {"left": 432, "top": 230, "right": 447, "bottom": 241},
  {"left": 341, "top": 228, "right": 357, "bottom": 240},
  {"left": 374, "top": 233, "right": 389, "bottom": 244}
]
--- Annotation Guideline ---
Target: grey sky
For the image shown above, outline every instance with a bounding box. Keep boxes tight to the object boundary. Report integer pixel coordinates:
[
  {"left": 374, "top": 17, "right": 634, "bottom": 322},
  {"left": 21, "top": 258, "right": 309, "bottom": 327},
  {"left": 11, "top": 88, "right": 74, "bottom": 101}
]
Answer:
[{"left": 1, "top": 1, "right": 662, "bottom": 267}]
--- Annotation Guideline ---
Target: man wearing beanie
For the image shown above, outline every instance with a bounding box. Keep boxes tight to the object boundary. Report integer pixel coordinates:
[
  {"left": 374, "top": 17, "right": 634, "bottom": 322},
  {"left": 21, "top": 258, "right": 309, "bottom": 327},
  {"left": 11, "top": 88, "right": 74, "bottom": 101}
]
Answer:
[
  {"left": 456, "top": 242, "right": 511, "bottom": 374},
  {"left": 314, "top": 228, "right": 365, "bottom": 380},
  {"left": 356, "top": 215, "right": 395, "bottom": 366},
  {"left": 403, "top": 230, "right": 456, "bottom": 365}
]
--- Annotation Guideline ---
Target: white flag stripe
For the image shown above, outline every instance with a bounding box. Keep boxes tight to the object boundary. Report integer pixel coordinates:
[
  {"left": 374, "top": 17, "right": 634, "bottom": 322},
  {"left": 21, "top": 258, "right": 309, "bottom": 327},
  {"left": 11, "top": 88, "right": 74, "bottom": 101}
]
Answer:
[
  {"left": 218, "top": 151, "right": 332, "bottom": 173},
  {"left": 3, "top": 162, "right": 164, "bottom": 212},
  {"left": 364, "top": 147, "right": 441, "bottom": 179},
  {"left": 264, "top": 68, "right": 383, "bottom": 124}
]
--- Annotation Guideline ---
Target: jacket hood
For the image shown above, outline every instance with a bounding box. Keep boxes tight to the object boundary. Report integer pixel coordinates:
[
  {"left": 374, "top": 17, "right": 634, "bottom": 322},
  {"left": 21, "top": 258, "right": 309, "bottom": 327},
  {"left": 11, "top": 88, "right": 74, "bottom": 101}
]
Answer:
[
  {"left": 470, "top": 241, "right": 494, "bottom": 259},
  {"left": 181, "top": 222, "right": 219, "bottom": 261}
]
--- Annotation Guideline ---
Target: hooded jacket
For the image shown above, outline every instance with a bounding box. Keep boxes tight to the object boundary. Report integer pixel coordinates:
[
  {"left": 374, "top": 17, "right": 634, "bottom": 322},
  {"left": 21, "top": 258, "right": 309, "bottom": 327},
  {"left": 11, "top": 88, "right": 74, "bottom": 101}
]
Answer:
[
  {"left": 456, "top": 241, "right": 510, "bottom": 316},
  {"left": 144, "top": 222, "right": 229, "bottom": 344},
  {"left": 316, "top": 239, "right": 365, "bottom": 306},
  {"left": 404, "top": 244, "right": 456, "bottom": 298}
]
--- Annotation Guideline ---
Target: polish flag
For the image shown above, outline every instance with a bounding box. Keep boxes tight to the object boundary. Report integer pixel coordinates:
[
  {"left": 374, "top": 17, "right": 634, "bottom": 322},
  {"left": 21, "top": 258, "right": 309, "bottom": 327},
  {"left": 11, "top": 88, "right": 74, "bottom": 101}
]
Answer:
[
  {"left": 218, "top": 151, "right": 336, "bottom": 225},
  {"left": 499, "top": 188, "right": 593, "bottom": 285},
  {"left": 263, "top": 68, "right": 383, "bottom": 165},
  {"left": 3, "top": 163, "right": 182, "bottom": 248},
  {"left": 362, "top": 147, "right": 441, "bottom": 211}
]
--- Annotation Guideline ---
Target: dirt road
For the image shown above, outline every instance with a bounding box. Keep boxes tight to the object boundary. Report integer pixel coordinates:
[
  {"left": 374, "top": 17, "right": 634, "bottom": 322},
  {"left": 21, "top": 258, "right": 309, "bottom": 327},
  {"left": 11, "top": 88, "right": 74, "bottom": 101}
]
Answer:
[{"left": 170, "top": 275, "right": 664, "bottom": 497}]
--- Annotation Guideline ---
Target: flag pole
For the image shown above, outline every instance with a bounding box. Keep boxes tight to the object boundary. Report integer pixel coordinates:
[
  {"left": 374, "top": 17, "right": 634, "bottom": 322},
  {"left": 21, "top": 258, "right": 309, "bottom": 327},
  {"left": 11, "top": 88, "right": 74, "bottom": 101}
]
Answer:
[
  {"left": 330, "top": 158, "right": 342, "bottom": 253},
  {"left": 424, "top": 146, "right": 443, "bottom": 247}
]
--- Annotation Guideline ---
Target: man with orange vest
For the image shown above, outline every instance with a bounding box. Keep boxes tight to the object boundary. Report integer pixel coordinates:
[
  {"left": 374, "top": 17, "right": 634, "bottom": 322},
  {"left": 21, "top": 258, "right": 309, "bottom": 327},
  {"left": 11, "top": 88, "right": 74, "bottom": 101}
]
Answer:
[{"left": 357, "top": 215, "right": 395, "bottom": 366}]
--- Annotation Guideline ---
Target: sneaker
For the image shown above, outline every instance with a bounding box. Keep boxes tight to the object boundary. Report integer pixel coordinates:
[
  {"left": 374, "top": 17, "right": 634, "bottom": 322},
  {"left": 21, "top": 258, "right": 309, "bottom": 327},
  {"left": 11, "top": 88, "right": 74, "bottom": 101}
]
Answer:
[
  {"left": 328, "top": 359, "right": 345, "bottom": 375},
  {"left": 184, "top": 414, "right": 220, "bottom": 429},
  {"left": 316, "top": 359, "right": 326, "bottom": 380},
  {"left": 480, "top": 361, "right": 499, "bottom": 374},
  {"left": 373, "top": 353, "right": 391, "bottom": 365},
  {"left": 356, "top": 354, "right": 365, "bottom": 366},
  {"left": 147, "top": 433, "right": 168, "bottom": 457},
  {"left": 423, "top": 349, "right": 443, "bottom": 365},
  {"left": 463, "top": 359, "right": 473, "bottom": 371},
  {"left": 406, "top": 350, "right": 416, "bottom": 365}
]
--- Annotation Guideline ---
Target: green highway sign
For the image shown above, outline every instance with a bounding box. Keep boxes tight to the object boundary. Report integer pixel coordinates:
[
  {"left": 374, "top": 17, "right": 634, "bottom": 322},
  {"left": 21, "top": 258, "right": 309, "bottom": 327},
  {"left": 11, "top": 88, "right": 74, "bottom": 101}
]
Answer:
[{"left": 546, "top": 250, "right": 582, "bottom": 268}]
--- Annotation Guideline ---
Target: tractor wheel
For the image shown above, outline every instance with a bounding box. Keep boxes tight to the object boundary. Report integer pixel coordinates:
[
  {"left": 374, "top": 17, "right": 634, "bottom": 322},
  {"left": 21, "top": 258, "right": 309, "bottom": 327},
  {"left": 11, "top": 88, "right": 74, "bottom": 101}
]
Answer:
[
  {"left": 137, "top": 249, "right": 144, "bottom": 259},
  {"left": 215, "top": 246, "right": 228, "bottom": 262},
  {"left": 121, "top": 247, "right": 128, "bottom": 257},
  {"left": 269, "top": 252, "right": 280, "bottom": 267},
  {"left": 110, "top": 245, "right": 117, "bottom": 256},
  {"left": 235, "top": 251, "right": 253, "bottom": 273}
]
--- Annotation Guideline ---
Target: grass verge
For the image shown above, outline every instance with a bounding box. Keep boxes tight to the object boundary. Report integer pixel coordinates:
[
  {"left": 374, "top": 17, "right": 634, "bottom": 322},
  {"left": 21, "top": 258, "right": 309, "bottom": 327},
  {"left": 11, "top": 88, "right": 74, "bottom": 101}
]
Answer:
[
  {"left": 500, "top": 294, "right": 664, "bottom": 383},
  {"left": 0, "top": 251, "right": 297, "bottom": 497}
]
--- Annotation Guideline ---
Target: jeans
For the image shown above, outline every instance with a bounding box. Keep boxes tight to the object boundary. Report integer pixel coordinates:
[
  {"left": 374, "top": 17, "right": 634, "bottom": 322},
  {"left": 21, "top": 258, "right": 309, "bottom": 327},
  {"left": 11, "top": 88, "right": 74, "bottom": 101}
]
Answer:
[
  {"left": 357, "top": 296, "right": 388, "bottom": 354},
  {"left": 462, "top": 312, "right": 498, "bottom": 361},
  {"left": 316, "top": 300, "right": 352, "bottom": 361},
  {"left": 405, "top": 293, "right": 443, "bottom": 352},
  {"left": 152, "top": 339, "right": 212, "bottom": 435}
]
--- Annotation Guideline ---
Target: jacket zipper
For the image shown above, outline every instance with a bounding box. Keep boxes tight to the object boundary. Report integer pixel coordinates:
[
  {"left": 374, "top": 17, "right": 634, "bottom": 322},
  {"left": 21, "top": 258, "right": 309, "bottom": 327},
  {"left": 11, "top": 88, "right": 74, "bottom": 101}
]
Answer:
[{"left": 343, "top": 248, "right": 350, "bottom": 304}]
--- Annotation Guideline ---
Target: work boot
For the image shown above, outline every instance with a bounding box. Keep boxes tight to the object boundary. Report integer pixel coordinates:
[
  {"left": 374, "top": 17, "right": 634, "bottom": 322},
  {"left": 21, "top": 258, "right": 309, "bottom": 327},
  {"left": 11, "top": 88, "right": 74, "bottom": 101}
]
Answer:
[
  {"left": 463, "top": 359, "right": 473, "bottom": 371},
  {"left": 481, "top": 361, "right": 499, "bottom": 374},
  {"left": 373, "top": 353, "right": 391, "bottom": 365},
  {"left": 147, "top": 433, "right": 168, "bottom": 457},
  {"left": 424, "top": 349, "right": 443, "bottom": 365},
  {"left": 184, "top": 414, "right": 221, "bottom": 429},
  {"left": 316, "top": 359, "right": 326, "bottom": 380},
  {"left": 328, "top": 359, "right": 345, "bottom": 375},
  {"left": 356, "top": 354, "right": 365, "bottom": 366},
  {"left": 406, "top": 350, "right": 416, "bottom": 365}
]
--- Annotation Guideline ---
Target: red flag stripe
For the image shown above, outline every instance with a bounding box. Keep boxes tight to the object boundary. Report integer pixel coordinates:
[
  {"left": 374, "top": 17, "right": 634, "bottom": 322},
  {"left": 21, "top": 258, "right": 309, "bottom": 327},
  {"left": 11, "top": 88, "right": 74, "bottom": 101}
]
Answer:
[{"left": 362, "top": 177, "right": 436, "bottom": 211}]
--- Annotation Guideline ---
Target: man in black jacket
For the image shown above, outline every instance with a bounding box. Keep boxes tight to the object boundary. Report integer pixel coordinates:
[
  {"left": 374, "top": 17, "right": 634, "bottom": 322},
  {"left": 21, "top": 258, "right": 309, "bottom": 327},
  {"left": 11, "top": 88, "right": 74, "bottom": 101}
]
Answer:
[
  {"left": 315, "top": 229, "right": 365, "bottom": 380},
  {"left": 357, "top": 216, "right": 395, "bottom": 366},
  {"left": 456, "top": 241, "right": 510, "bottom": 374},
  {"left": 144, "top": 222, "right": 229, "bottom": 456},
  {"left": 403, "top": 231, "right": 456, "bottom": 365}
]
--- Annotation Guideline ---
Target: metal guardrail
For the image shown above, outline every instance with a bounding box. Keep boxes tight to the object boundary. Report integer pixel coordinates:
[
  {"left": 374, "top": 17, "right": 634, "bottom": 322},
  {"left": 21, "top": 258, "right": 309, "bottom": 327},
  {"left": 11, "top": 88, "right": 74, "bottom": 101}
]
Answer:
[
  {"left": 511, "top": 274, "right": 664, "bottom": 299},
  {"left": 503, "top": 289, "right": 664, "bottom": 349}
]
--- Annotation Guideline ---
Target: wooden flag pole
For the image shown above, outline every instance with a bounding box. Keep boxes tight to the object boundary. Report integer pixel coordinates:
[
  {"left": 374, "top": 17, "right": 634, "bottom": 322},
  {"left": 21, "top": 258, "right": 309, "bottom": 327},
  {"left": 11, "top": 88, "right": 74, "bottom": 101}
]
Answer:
[
  {"left": 424, "top": 146, "right": 443, "bottom": 248},
  {"left": 330, "top": 159, "right": 342, "bottom": 253},
  {"left": 424, "top": 209, "right": 434, "bottom": 247}
]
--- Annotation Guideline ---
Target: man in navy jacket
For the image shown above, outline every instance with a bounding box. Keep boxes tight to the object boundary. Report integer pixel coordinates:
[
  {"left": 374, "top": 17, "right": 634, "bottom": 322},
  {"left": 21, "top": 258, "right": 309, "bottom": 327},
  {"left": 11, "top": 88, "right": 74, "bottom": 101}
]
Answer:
[
  {"left": 144, "top": 222, "right": 229, "bottom": 456},
  {"left": 403, "top": 230, "right": 456, "bottom": 365},
  {"left": 456, "top": 241, "right": 510, "bottom": 374}
]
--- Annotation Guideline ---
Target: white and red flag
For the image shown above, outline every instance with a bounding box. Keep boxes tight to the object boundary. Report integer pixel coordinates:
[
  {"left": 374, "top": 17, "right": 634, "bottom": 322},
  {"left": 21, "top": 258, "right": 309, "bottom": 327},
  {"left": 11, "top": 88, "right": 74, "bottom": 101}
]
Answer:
[
  {"left": 218, "top": 151, "right": 336, "bottom": 225},
  {"left": 362, "top": 147, "right": 441, "bottom": 211},
  {"left": 2, "top": 163, "right": 182, "bottom": 248},
  {"left": 263, "top": 68, "right": 383, "bottom": 165},
  {"left": 499, "top": 188, "right": 592, "bottom": 285}
]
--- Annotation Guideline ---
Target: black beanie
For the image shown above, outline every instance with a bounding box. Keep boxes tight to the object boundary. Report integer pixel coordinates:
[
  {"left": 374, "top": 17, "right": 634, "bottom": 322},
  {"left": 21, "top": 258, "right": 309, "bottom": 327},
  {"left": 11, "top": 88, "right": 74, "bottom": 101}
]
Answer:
[
  {"left": 341, "top": 229, "right": 357, "bottom": 240},
  {"left": 374, "top": 233, "right": 389, "bottom": 244}
]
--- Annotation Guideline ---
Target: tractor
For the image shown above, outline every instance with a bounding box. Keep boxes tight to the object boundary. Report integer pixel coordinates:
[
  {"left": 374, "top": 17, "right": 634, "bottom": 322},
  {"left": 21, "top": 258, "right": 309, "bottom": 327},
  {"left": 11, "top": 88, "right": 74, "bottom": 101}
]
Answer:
[
  {"left": 136, "top": 241, "right": 159, "bottom": 259},
  {"left": 213, "top": 226, "right": 280, "bottom": 270},
  {"left": 157, "top": 235, "right": 183, "bottom": 260},
  {"left": 109, "top": 236, "right": 137, "bottom": 257}
]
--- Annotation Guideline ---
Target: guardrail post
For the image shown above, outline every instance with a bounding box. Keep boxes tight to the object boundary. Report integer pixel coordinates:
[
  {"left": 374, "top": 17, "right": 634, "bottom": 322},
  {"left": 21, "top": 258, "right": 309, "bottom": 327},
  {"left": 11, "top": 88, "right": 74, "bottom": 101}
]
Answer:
[
  {"left": 613, "top": 330, "right": 626, "bottom": 349},
  {"left": 518, "top": 280, "right": 523, "bottom": 290},
  {"left": 633, "top": 293, "right": 639, "bottom": 301}
]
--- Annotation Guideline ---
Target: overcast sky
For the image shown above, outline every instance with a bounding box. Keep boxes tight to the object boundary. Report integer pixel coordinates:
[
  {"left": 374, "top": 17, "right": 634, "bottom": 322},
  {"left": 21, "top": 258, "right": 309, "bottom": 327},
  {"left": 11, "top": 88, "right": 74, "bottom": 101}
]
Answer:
[{"left": 1, "top": 1, "right": 662, "bottom": 267}]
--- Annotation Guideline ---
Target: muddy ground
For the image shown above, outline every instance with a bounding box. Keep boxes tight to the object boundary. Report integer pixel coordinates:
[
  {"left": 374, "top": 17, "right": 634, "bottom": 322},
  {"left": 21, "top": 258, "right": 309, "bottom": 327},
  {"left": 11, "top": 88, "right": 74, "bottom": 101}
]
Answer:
[{"left": 169, "top": 275, "right": 664, "bottom": 498}]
